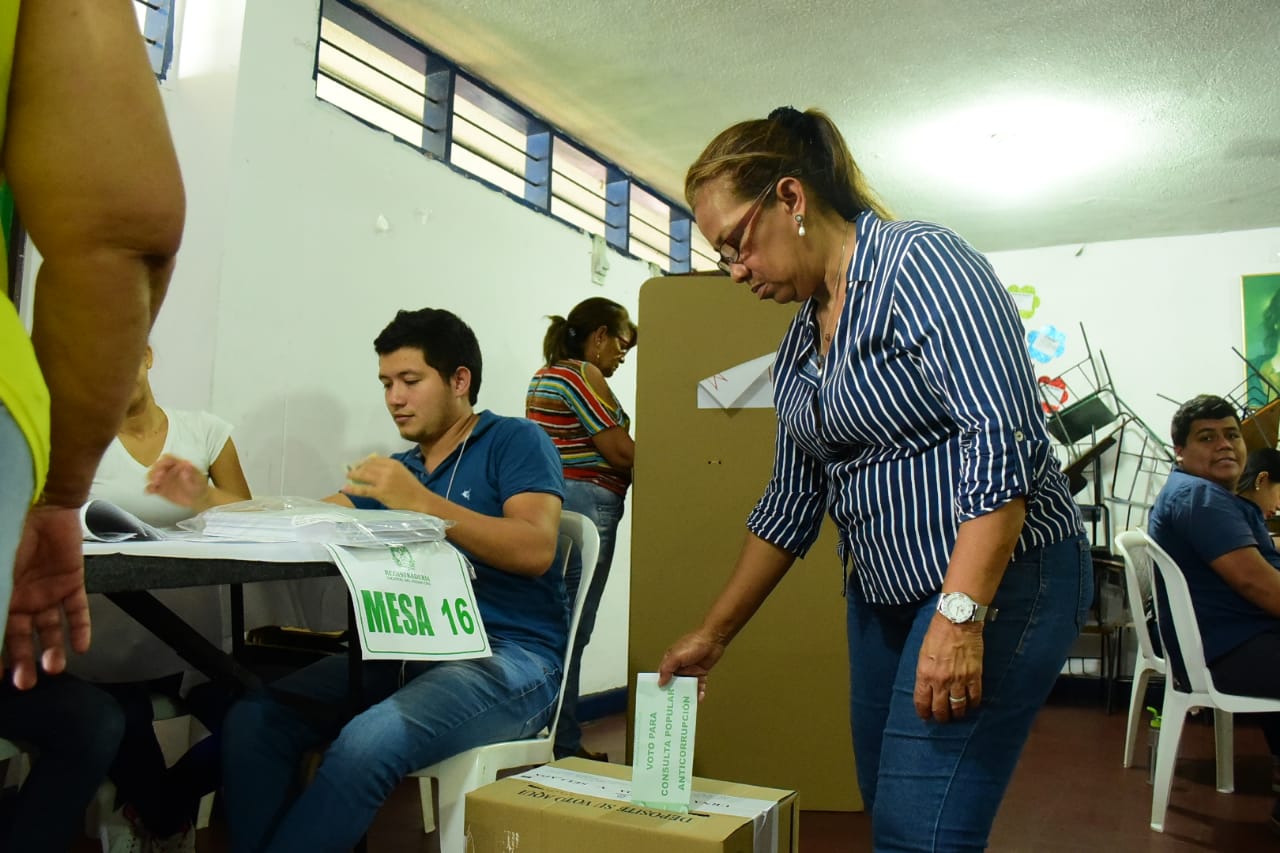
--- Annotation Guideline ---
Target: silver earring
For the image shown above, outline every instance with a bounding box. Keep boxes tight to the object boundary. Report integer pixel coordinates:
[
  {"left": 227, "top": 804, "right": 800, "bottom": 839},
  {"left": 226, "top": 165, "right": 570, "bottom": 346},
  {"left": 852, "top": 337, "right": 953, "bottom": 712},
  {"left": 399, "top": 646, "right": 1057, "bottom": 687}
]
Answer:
[
  {"left": 1175, "top": 455, "right": 1183, "bottom": 463},
  {"left": 794, "top": 213, "right": 805, "bottom": 237}
]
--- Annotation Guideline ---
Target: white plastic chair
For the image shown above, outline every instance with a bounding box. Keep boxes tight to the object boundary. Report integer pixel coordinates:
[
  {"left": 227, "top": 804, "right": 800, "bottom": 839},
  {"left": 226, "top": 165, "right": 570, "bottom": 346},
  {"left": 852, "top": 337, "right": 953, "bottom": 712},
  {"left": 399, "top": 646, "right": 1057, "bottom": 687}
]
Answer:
[
  {"left": 1114, "top": 530, "right": 1169, "bottom": 768},
  {"left": 1140, "top": 533, "right": 1280, "bottom": 831},
  {"left": 1116, "top": 531, "right": 1236, "bottom": 785},
  {"left": 408, "top": 510, "right": 600, "bottom": 852}
]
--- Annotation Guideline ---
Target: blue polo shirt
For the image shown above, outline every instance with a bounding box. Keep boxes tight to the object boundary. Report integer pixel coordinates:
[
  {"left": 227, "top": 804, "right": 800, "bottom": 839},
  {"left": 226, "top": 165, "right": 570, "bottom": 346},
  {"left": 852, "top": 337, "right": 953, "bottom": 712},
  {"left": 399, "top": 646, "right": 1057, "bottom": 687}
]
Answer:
[
  {"left": 349, "top": 410, "right": 567, "bottom": 666},
  {"left": 1148, "top": 469, "right": 1280, "bottom": 668}
]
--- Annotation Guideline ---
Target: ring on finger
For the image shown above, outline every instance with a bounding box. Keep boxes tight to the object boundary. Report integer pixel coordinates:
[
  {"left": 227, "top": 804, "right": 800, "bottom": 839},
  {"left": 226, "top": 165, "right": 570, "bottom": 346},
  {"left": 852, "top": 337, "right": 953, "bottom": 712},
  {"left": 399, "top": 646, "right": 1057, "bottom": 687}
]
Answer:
[{"left": 947, "top": 695, "right": 968, "bottom": 705}]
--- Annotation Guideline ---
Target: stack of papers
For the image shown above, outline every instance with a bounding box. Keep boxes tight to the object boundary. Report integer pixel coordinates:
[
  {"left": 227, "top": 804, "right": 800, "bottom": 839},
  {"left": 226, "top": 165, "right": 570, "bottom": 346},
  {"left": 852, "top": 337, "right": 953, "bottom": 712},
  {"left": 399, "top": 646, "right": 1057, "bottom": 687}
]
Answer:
[{"left": 179, "top": 499, "right": 449, "bottom": 547}]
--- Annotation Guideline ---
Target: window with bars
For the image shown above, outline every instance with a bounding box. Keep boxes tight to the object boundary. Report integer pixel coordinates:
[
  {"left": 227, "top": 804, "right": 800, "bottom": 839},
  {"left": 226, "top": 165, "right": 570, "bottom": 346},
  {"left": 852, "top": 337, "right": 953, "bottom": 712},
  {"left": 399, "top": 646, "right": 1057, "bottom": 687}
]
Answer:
[
  {"left": 690, "top": 228, "right": 720, "bottom": 273},
  {"left": 313, "top": 0, "right": 699, "bottom": 274},
  {"left": 134, "top": 0, "right": 176, "bottom": 79}
]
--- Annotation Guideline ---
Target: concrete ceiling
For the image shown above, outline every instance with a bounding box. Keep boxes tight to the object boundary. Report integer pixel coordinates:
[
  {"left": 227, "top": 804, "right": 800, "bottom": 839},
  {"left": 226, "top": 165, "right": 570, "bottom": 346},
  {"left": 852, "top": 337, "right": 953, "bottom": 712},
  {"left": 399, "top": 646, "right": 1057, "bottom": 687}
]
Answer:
[{"left": 357, "top": 0, "right": 1280, "bottom": 252}]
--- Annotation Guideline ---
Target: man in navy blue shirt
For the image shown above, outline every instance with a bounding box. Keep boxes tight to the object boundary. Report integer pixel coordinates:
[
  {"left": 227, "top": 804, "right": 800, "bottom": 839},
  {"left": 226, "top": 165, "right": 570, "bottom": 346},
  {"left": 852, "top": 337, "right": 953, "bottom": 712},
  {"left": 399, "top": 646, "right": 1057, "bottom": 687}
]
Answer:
[
  {"left": 1149, "top": 393, "right": 1280, "bottom": 830},
  {"left": 222, "top": 308, "right": 566, "bottom": 852}
]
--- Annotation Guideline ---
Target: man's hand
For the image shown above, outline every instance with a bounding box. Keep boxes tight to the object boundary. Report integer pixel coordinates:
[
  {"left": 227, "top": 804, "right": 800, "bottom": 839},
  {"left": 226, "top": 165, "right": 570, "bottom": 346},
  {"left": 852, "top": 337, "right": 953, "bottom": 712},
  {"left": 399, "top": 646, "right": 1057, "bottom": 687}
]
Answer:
[
  {"left": 146, "top": 454, "right": 210, "bottom": 508},
  {"left": 5, "top": 505, "right": 91, "bottom": 689},
  {"left": 342, "top": 455, "right": 434, "bottom": 512}
]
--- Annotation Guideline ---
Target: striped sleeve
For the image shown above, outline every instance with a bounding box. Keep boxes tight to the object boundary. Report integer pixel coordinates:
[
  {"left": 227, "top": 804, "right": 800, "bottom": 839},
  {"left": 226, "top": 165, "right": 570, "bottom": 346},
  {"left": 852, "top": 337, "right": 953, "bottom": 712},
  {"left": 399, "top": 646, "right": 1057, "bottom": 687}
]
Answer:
[
  {"left": 746, "top": 321, "right": 828, "bottom": 556},
  {"left": 890, "top": 229, "right": 1042, "bottom": 521}
]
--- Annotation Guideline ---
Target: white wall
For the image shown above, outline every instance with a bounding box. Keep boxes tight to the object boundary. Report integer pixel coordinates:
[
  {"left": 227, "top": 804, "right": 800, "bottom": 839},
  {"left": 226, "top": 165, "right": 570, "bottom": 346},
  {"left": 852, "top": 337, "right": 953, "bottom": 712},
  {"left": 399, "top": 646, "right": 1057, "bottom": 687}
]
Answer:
[
  {"left": 145, "top": 0, "right": 248, "bottom": 412},
  {"left": 989, "top": 227, "right": 1280, "bottom": 440}
]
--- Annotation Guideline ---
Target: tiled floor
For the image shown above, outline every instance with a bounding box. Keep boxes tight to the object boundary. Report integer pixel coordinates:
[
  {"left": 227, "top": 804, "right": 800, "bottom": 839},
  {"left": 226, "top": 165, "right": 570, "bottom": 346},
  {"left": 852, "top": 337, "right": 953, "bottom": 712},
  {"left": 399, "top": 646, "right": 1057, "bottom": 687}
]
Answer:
[{"left": 75, "top": 690, "right": 1280, "bottom": 851}]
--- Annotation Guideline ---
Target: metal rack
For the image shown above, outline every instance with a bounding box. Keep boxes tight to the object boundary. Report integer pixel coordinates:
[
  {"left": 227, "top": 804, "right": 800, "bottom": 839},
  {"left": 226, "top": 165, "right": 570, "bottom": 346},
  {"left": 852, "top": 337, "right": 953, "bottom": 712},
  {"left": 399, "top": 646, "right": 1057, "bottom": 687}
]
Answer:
[
  {"left": 1037, "top": 325, "right": 1176, "bottom": 536},
  {"left": 1037, "top": 325, "right": 1176, "bottom": 711}
]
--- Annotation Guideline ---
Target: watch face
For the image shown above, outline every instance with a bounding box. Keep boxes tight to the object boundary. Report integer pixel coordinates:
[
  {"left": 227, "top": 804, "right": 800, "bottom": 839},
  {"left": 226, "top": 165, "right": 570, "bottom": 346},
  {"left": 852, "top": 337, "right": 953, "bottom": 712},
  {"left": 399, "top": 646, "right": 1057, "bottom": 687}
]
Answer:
[{"left": 942, "top": 594, "right": 976, "bottom": 622}]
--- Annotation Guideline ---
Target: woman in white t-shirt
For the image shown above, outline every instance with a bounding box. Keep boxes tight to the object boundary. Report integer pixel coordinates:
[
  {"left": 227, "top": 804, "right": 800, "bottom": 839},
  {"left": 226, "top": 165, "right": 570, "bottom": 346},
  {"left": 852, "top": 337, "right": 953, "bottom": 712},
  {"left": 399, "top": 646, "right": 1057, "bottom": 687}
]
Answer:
[
  {"left": 84, "top": 345, "right": 251, "bottom": 850},
  {"left": 96, "top": 346, "right": 250, "bottom": 522}
]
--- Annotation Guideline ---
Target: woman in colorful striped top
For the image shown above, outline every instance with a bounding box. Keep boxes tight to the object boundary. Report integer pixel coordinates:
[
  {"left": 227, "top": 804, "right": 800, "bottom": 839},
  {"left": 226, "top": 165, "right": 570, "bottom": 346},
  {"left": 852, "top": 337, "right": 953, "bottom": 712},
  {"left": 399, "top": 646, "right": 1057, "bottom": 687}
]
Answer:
[
  {"left": 658, "top": 107, "right": 1089, "bottom": 850},
  {"left": 526, "top": 297, "right": 636, "bottom": 759}
]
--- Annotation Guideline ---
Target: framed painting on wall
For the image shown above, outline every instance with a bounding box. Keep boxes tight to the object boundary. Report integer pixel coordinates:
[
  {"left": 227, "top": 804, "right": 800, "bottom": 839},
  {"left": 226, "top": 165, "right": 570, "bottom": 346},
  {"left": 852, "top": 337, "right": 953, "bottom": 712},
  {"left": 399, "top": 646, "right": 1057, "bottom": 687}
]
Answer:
[{"left": 1242, "top": 272, "right": 1280, "bottom": 409}]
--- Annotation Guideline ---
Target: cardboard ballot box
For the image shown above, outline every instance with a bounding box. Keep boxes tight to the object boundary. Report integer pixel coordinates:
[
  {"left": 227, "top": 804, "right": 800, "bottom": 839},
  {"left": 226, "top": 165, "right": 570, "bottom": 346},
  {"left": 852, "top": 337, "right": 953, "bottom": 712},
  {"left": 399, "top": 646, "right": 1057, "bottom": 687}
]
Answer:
[{"left": 464, "top": 757, "right": 798, "bottom": 853}]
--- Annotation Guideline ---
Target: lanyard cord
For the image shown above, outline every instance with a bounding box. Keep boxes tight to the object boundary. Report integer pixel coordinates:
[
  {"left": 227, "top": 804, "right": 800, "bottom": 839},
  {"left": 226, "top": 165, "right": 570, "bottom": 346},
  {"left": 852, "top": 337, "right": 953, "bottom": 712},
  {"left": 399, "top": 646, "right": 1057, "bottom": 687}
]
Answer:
[{"left": 443, "top": 413, "right": 477, "bottom": 501}]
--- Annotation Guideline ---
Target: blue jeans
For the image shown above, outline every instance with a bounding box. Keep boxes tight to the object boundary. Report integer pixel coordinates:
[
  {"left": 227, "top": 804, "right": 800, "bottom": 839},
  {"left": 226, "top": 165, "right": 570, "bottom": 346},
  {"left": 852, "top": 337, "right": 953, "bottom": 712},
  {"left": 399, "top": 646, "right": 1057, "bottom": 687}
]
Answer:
[
  {"left": 0, "top": 403, "right": 35, "bottom": 635},
  {"left": 848, "top": 534, "right": 1091, "bottom": 852},
  {"left": 221, "top": 640, "right": 560, "bottom": 852},
  {"left": 555, "top": 479, "right": 624, "bottom": 758},
  {"left": 0, "top": 674, "right": 126, "bottom": 850}
]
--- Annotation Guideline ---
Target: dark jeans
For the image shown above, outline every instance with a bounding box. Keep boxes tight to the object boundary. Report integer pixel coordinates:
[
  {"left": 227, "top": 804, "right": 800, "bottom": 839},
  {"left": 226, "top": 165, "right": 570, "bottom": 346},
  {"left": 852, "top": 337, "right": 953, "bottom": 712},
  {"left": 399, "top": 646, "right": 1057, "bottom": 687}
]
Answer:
[
  {"left": 102, "top": 674, "right": 236, "bottom": 836},
  {"left": 848, "top": 534, "right": 1092, "bottom": 851},
  {"left": 555, "top": 479, "right": 625, "bottom": 758},
  {"left": 1210, "top": 627, "right": 1280, "bottom": 757},
  {"left": 222, "top": 640, "right": 560, "bottom": 852},
  {"left": 0, "top": 673, "right": 125, "bottom": 851}
]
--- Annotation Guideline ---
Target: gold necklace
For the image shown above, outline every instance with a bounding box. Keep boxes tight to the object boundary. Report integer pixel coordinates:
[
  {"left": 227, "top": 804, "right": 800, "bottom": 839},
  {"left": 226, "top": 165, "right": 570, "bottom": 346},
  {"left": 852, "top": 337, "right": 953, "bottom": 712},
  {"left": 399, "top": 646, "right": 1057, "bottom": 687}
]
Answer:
[
  {"left": 820, "top": 221, "right": 853, "bottom": 344},
  {"left": 822, "top": 285, "right": 844, "bottom": 344}
]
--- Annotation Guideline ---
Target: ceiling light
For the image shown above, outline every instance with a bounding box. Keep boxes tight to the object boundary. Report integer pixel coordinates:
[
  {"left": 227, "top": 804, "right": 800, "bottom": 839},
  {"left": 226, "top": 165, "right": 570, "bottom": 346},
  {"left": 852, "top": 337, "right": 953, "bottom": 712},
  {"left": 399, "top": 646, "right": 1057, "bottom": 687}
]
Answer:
[{"left": 901, "top": 97, "right": 1137, "bottom": 201}]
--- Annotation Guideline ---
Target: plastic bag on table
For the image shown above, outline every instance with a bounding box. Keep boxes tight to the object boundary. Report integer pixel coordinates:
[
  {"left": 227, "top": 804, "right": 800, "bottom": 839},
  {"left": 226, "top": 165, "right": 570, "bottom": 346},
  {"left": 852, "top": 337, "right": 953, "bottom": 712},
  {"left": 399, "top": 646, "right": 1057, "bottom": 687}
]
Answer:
[{"left": 177, "top": 496, "right": 451, "bottom": 547}]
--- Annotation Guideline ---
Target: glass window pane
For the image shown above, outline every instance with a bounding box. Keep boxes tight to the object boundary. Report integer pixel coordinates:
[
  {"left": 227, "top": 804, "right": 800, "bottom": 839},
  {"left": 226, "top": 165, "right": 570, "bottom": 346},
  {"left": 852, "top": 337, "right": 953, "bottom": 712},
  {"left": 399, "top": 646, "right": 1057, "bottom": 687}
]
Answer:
[
  {"left": 450, "top": 145, "right": 527, "bottom": 196},
  {"left": 630, "top": 184, "right": 671, "bottom": 231},
  {"left": 551, "top": 198, "right": 607, "bottom": 236},
  {"left": 316, "top": 75, "right": 423, "bottom": 146},
  {"left": 320, "top": 19, "right": 426, "bottom": 94},
  {"left": 630, "top": 239, "right": 672, "bottom": 269},
  {"left": 318, "top": 42, "right": 425, "bottom": 125},
  {"left": 451, "top": 90, "right": 529, "bottom": 188},
  {"left": 453, "top": 90, "right": 528, "bottom": 151},
  {"left": 552, "top": 138, "right": 608, "bottom": 225},
  {"left": 630, "top": 217, "right": 670, "bottom": 256},
  {"left": 690, "top": 228, "right": 720, "bottom": 272}
]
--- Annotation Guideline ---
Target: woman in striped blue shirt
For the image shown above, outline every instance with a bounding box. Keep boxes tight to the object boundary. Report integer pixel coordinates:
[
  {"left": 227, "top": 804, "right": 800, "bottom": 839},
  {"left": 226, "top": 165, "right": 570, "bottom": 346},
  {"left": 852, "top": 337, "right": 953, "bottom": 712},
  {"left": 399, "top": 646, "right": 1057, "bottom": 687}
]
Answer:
[{"left": 658, "top": 107, "right": 1090, "bottom": 850}]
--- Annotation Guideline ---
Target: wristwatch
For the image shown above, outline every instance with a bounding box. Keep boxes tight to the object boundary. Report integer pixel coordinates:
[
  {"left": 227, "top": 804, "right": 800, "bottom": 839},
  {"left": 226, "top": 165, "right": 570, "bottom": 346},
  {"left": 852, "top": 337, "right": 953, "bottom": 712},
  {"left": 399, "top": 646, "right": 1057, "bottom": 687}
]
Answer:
[{"left": 936, "top": 592, "right": 997, "bottom": 624}]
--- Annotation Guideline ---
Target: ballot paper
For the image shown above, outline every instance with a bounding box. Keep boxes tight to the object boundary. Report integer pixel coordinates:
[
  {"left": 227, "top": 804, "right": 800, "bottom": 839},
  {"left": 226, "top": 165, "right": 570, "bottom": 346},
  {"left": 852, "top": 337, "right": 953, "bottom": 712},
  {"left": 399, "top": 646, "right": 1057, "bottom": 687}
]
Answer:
[
  {"left": 697, "top": 353, "right": 776, "bottom": 410},
  {"left": 630, "top": 673, "right": 699, "bottom": 812}
]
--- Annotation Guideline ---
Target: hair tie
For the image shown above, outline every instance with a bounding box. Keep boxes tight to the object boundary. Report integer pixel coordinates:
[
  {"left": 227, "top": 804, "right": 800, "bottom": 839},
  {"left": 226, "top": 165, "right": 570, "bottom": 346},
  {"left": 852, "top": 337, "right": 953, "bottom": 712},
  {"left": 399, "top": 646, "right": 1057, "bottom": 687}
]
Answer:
[
  {"left": 567, "top": 327, "right": 578, "bottom": 339},
  {"left": 768, "top": 105, "right": 805, "bottom": 129},
  {"left": 769, "top": 105, "right": 818, "bottom": 147}
]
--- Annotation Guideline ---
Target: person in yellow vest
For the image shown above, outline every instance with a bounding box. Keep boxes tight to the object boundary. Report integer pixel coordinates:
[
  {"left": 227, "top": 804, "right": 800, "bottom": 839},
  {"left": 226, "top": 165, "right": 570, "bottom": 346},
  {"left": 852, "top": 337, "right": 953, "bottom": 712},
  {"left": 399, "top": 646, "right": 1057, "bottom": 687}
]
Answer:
[
  {"left": 0, "top": 2, "right": 183, "bottom": 848},
  {"left": 0, "top": 0, "right": 184, "bottom": 685}
]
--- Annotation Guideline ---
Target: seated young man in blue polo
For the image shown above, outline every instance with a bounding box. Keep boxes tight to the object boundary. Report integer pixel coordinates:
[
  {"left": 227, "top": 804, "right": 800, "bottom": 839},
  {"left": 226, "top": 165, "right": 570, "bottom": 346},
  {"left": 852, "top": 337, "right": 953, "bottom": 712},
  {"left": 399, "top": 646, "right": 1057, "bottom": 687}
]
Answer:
[{"left": 221, "top": 308, "right": 567, "bottom": 851}]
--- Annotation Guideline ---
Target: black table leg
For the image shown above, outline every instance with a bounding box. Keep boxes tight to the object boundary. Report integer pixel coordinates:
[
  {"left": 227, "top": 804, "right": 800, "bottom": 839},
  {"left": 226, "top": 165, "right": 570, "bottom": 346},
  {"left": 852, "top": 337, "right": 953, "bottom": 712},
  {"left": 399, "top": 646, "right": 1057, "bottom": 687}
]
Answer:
[
  {"left": 230, "top": 582, "right": 246, "bottom": 659},
  {"left": 348, "top": 598, "right": 362, "bottom": 698},
  {"left": 105, "top": 590, "right": 263, "bottom": 691},
  {"left": 350, "top": 598, "right": 368, "bottom": 853}
]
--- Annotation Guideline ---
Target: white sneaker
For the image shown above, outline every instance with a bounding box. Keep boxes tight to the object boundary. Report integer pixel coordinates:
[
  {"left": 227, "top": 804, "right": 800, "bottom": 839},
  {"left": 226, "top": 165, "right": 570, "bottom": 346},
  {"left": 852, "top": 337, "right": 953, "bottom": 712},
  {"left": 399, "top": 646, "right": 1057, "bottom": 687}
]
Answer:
[
  {"left": 99, "top": 806, "right": 147, "bottom": 853},
  {"left": 149, "top": 823, "right": 197, "bottom": 853}
]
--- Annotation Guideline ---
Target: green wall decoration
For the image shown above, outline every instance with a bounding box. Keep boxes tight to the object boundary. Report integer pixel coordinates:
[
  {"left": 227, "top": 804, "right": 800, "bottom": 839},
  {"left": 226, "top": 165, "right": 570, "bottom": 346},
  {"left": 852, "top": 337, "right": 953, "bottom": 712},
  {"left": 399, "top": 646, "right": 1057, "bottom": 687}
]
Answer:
[{"left": 1241, "top": 272, "right": 1280, "bottom": 408}]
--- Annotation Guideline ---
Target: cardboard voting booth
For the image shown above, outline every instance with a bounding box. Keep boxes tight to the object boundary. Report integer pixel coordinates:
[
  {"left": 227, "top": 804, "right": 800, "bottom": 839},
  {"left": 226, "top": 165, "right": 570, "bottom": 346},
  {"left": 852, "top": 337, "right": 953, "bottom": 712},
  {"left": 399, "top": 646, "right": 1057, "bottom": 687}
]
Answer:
[
  {"left": 628, "top": 274, "right": 861, "bottom": 811},
  {"left": 464, "top": 757, "right": 797, "bottom": 853}
]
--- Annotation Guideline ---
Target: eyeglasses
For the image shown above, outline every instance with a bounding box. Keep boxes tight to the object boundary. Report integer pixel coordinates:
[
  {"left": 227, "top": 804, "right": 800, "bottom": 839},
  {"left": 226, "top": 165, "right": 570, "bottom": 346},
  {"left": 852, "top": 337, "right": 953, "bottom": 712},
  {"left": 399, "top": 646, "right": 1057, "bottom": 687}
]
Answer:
[{"left": 715, "top": 178, "right": 780, "bottom": 274}]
